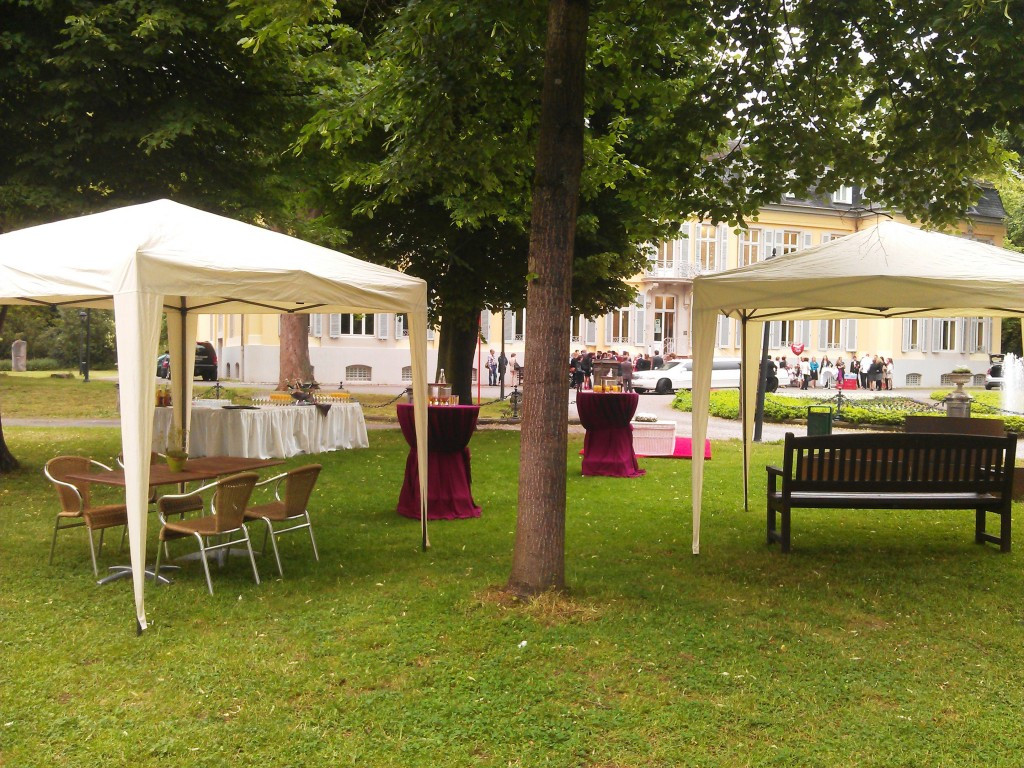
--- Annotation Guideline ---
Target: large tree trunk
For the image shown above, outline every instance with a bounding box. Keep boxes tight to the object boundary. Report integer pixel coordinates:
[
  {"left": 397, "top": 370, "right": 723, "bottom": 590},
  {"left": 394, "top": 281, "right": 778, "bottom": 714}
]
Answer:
[
  {"left": 437, "top": 306, "right": 483, "bottom": 404},
  {"left": 0, "top": 307, "right": 18, "bottom": 473},
  {"left": 278, "top": 314, "right": 315, "bottom": 390},
  {"left": 508, "top": 0, "right": 587, "bottom": 597}
]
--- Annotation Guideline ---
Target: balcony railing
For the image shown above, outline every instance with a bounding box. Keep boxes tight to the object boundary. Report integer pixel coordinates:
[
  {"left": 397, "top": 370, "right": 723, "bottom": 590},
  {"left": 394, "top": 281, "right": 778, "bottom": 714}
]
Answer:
[{"left": 643, "top": 262, "right": 705, "bottom": 280}]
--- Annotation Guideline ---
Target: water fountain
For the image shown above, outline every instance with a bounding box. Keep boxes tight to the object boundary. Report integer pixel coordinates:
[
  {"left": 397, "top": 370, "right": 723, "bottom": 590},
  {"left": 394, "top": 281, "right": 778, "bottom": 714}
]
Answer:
[{"left": 1001, "top": 353, "right": 1024, "bottom": 415}]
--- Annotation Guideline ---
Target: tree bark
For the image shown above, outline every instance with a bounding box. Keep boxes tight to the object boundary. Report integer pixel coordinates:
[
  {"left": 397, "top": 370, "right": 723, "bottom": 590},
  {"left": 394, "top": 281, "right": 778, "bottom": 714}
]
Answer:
[
  {"left": 278, "top": 314, "right": 315, "bottom": 390},
  {"left": 508, "top": 0, "right": 588, "bottom": 596},
  {"left": 0, "top": 306, "right": 18, "bottom": 472},
  {"left": 438, "top": 306, "right": 483, "bottom": 405}
]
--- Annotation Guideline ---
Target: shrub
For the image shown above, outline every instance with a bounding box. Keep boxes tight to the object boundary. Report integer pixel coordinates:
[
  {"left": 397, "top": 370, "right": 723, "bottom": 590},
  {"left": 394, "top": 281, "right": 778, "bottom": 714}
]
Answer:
[{"left": 0, "top": 357, "right": 67, "bottom": 372}]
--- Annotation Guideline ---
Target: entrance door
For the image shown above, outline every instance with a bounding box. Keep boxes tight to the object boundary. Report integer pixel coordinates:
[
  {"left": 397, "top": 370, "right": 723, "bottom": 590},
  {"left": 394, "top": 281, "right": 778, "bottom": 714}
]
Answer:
[{"left": 653, "top": 295, "right": 676, "bottom": 352}]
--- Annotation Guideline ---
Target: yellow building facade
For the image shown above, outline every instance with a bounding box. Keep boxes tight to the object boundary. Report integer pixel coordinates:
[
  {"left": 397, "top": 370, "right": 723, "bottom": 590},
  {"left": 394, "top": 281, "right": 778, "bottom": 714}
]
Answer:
[{"left": 199, "top": 185, "right": 1006, "bottom": 388}]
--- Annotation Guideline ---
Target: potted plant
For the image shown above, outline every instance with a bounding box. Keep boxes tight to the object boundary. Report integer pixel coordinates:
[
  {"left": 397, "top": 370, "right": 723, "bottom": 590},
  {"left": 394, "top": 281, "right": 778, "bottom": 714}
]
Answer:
[{"left": 165, "top": 426, "right": 189, "bottom": 472}]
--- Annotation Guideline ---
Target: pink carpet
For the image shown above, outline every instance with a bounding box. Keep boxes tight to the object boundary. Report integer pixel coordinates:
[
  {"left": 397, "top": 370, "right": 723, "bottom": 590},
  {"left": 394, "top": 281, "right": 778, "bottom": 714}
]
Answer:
[
  {"left": 581, "top": 437, "right": 712, "bottom": 460},
  {"left": 637, "top": 437, "right": 712, "bottom": 460}
]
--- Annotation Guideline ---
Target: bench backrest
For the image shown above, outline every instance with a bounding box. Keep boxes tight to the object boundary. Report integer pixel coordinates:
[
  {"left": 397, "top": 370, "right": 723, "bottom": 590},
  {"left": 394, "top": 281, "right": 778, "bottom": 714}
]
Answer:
[
  {"left": 782, "top": 431, "right": 1017, "bottom": 494},
  {"left": 904, "top": 415, "right": 1006, "bottom": 436}
]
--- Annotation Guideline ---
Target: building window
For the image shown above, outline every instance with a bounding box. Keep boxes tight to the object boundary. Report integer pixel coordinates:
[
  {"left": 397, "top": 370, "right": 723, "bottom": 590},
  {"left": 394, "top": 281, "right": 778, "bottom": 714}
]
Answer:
[
  {"left": 695, "top": 223, "right": 718, "bottom": 272},
  {"left": 738, "top": 228, "right": 762, "bottom": 267},
  {"left": 608, "top": 308, "right": 631, "bottom": 345},
  {"left": 937, "top": 319, "right": 958, "bottom": 352},
  {"left": 339, "top": 314, "right": 375, "bottom": 336},
  {"left": 345, "top": 364, "right": 372, "bottom": 381},
  {"left": 831, "top": 186, "right": 853, "bottom": 205},
  {"left": 902, "top": 319, "right": 928, "bottom": 352},
  {"left": 905, "top": 373, "right": 922, "bottom": 386},
  {"left": 395, "top": 313, "right": 409, "bottom": 339},
  {"left": 779, "top": 230, "right": 801, "bottom": 255},
  {"left": 401, "top": 366, "right": 412, "bottom": 382},
  {"left": 570, "top": 315, "right": 586, "bottom": 344},
  {"left": 822, "top": 319, "right": 842, "bottom": 349},
  {"left": 513, "top": 309, "right": 526, "bottom": 342}
]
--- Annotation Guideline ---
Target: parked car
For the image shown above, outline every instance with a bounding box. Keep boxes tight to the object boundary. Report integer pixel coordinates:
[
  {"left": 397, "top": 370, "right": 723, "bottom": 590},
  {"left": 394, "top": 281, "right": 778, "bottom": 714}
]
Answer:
[
  {"left": 632, "top": 357, "right": 742, "bottom": 394},
  {"left": 986, "top": 362, "right": 1004, "bottom": 390},
  {"left": 156, "top": 342, "right": 218, "bottom": 381}
]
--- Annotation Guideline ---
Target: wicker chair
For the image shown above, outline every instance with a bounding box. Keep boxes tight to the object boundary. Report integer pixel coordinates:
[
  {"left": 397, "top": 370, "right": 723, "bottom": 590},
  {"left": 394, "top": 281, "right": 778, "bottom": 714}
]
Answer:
[
  {"left": 44, "top": 456, "right": 129, "bottom": 576},
  {"left": 153, "top": 472, "right": 260, "bottom": 595},
  {"left": 244, "top": 465, "right": 322, "bottom": 577}
]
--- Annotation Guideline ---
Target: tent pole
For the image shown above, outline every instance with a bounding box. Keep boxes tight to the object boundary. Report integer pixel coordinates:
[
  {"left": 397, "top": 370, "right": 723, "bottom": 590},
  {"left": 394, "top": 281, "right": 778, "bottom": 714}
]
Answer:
[
  {"left": 179, "top": 300, "right": 188, "bottom": 414},
  {"left": 740, "top": 314, "right": 750, "bottom": 513}
]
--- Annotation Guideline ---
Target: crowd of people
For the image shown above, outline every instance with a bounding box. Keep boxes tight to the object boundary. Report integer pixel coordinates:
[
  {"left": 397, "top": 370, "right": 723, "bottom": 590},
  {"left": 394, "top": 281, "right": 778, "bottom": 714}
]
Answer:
[
  {"left": 766, "top": 352, "right": 896, "bottom": 391},
  {"left": 566, "top": 349, "right": 668, "bottom": 392}
]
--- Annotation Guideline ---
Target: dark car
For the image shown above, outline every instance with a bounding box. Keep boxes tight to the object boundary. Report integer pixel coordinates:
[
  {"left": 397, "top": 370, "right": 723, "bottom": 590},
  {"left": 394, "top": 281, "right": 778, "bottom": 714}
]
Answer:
[
  {"left": 986, "top": 363, "right": 1003, "bottom": 390},
  {"left": 156, "top": 342, "right": 218, "bottom": 381}
]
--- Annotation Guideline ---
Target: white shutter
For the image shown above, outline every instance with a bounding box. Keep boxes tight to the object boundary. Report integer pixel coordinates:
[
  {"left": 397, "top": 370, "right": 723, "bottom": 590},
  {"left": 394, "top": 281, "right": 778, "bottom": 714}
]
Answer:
[
  {"left": 604, "top": 313, "right": 614, "bottom": 345},
  {"left": 585, "top": 319, "right": 597, "bottom": 345},
  {"left": 717, "top": 225, "right": 728, "bottom": 270},
  {"left": 796, "top": 320, "right": 811, "bottom": 344},
  {"left": 376, "top": 314, "right": 389, "bottom": 340},
  {"left": 689, "top": 221, "right": 698, "bottom": 265},
  {"left": 843, "top": 319, "right": 857, "bottom": 352},
  {"left": 769, "top": 321, "right": 781, "bottom": 348},
  {"left": 902, "top": 319, "right": 912, "bottom": 352},
  {"left": 968, "top": 318, "right": 979, "bottom": 353},
  {"left": 958, "top": 318, "right": 967, "bottom": 353},
  {"left": 503, "top": 311, "right": 514, "bottom": 342},
  {"left": 764, "top": 230, "right": 777, "bottom": 260},
  {"left": 802, "top": 232, "right": 813, "bottom": 249},
  {"left": 310, "top": 313, "right": 322, "bottom": 337},
  {"left": 634, "top": 306, "right": 646, "bottom": 345},
  {"left": 480, "top": 311, "right": 490, "bottom": 342},
  {"left": 933, "top": 318, "right": 944, "bottom": 351},
  {"left": 818, "top": 320, "right": 828, "bottom": 350},
  {"left": 394, "top": 314, "right": 404, "bottom": 340},
  {"left": 821, "top": 233, "right": 833, "bottom": 244},
  {"left": 328, "top": 313, "right": 341, "bottom": 338},
  {"left": 717, "top": 315, "right": 730, "bottom": 347},
  {"left": 985, "top": 318, "right": 993, "bottom": 353}
]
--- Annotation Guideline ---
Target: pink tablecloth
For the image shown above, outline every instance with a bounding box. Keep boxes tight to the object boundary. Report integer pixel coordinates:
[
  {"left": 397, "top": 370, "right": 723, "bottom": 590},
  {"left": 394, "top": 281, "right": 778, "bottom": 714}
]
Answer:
[
  {"left": 396, "top": 403, "right": 482, "bottom": 520},
  {"left": 576, "top": 391, "right": 645, "bottom": 478}
]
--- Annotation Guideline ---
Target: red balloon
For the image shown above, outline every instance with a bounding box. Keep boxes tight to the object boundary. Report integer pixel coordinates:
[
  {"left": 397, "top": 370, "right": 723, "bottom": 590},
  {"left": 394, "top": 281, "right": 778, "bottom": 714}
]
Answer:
[{"left": 790, "top": 343, "right": 805, "bottom": 356}]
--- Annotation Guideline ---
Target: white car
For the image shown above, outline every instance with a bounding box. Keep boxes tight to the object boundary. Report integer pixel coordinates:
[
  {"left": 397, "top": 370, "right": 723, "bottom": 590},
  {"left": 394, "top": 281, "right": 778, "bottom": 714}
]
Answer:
[{"left": 632, "top": 357, "right": 742, "bottom": 394}]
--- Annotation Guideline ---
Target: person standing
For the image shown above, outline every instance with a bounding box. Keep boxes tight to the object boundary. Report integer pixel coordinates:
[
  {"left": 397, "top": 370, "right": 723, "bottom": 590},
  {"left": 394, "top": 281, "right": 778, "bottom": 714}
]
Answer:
[
  {"left": 860, "top": 352, "right": 873, "bottom": 389},
  {"left": 580, "top": 351, "right": 593, "bottom": 390},
  {"left": 486, "top": 349, "right": 498, "bottom": 386},
  {"left": 800, "top": 357, "right": 811, "bottom": 390},
  {"left": 652, "top": 350, "right": 664, "bottom": 370},
  {"left": 619, "top": 352, "right": 634, "bottom": 392},
  {"left": 809, "top": 356, "right": 819, "bottom": 388},
  {"left": 849, "top": 355, "right": 860, "bottom": 388},
  {"left": 836, "top": 356, "right": 846, "bottom": 387},
  {"left": 884, "top": 357, "right": 895, "bottom": 391},
  {"left": 497, "top": 351, "right": 508, "bottom": 386}
]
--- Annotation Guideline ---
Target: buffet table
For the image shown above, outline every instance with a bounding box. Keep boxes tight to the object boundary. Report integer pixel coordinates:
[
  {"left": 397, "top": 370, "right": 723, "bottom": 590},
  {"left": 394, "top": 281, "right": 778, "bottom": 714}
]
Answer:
[
  {"left": 153, "top": 403, "right": 368, "bottom": 459},
  {"left": 576, "top": 391, "right": 645, "bottom": 477},
  {"left": 395, "top": 403, "right": 481, "bottom": 520}
]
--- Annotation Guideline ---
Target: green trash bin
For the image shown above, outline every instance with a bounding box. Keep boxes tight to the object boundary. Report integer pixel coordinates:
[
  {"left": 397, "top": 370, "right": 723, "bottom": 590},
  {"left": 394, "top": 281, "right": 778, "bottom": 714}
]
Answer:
[{"left": 807, "top": 405, "right": 833, "bottom": 436}]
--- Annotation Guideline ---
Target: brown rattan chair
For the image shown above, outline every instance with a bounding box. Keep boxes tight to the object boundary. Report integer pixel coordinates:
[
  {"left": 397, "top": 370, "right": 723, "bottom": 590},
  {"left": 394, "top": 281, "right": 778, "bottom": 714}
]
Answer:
[
  {"left": 45, "top": 456, "right": 129, "bottom": 576},
  {"left": 153, "top": 472, "right": 260, "bottom": 595},
  {"left": 243, "top": 464, "right": 322, "bottom": 577}
]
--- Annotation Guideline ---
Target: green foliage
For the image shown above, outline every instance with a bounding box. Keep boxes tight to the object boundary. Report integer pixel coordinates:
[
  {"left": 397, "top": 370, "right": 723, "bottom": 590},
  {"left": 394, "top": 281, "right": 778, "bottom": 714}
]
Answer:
[
  {"left": 0, "top": 358, "right": 64, "bottom": 372},
  {"left": 0, "top": 308, "right": 115, "bottom": 367}
]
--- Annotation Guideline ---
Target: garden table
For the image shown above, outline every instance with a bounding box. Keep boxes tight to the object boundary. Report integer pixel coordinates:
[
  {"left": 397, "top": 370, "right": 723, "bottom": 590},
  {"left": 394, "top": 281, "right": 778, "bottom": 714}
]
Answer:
[
  {"left": 576, "top": 391, "right": 645, "bottom": 478},
  {"left": 395, "top": 403, "right": 481, "bottom": 520}
]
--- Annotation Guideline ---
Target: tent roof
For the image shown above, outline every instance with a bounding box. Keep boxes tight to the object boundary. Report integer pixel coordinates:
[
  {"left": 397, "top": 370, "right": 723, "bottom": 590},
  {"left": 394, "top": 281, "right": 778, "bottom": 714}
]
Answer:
[
  {"left": 695, "top": 220, "right": 1024, "bottom": 320},
  {"left": 0, "top": 199, "right": 424, "bottom": 314}
]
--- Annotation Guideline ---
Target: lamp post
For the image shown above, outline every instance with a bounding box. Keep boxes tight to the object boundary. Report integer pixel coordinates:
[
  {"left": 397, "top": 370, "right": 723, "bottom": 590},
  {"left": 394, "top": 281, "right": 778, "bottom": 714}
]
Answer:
[{"left": 78, "top": 309, "right": 91, "bottom": 382}]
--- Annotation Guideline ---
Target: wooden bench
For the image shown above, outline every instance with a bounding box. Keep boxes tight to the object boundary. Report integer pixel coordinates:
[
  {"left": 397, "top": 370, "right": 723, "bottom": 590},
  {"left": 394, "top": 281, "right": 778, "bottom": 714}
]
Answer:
[{"left": 766, "top": 431, "right": 1016, "bottom": 553}]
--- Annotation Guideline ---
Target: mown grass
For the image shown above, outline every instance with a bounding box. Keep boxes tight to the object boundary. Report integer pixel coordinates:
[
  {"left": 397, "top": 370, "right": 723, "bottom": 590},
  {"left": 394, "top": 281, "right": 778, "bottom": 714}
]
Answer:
[{"left": 2, "top": 424, "right": 1024, "bottom": 766}]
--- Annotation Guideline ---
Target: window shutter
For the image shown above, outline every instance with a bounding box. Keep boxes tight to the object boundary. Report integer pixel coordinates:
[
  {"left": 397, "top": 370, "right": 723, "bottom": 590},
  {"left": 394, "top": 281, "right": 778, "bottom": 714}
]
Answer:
[
  {"left": 843, "top": 319, "right": 857, "bottom": 352},
  {"left": 958, "top": 318, "right": 967, "bottom": 353},
  {"left": 479, "top": 311, "right": 490, "bottom": 342},
  {"left": 717, "top": 315, "right": 730, "bottom": 347},
  {"left": 764, "top": 230, "right": 777, "bottom": 260},
  {"left": 818, "top": 320, "right": 828, "bottom": 349},
  {"left": 585, "top": 319, "right": 597, "bottom": 345},
  {"left": 769, "top": 321, "right": 781, "bottom": 348},
  {"left": 933, "top": 318, "right": 944, "bottom": 351},
  {"left": 918, "top": 319, "right": 929, "bottom": 352},
  {"left": 328, "top": 314, "right": 341, "bottom": 338},
  {"left": 376, "top": 314, "right": 389, "bottom": 340},
  {"left": 688, "top": 221, "right": 697, "bottom": 263},
  {"left": 310, "top": 314, "right": 322, "bottom": 337},
  {"left": 985, "top": 318, "right": 993, "bottom": 353},
  {"left": 394, "top": 314, "right": 404, "bottom": 340},
  {"left": 604, "top": 313, "right": 614, "bottom": 345},
  {"left": 503, "top": 311, "right": 514, "bottom": 342},
  {"left": 634, "top": 306, "right": 646, "bottom": 345},
  {"left": 902, "top": 319, "right": 912, "bottom": 352},
  {"left": 968, "top": 318, "right": 979, "bottom": 353},
  {"left": 821, "top": 233, "right": 832, "bottom": 244},
  {"left": 802, "top": 232, "right": 813, "bottom": 250},
  {"left": 717, "top": 225, "right": 728, "bottom": 270}
]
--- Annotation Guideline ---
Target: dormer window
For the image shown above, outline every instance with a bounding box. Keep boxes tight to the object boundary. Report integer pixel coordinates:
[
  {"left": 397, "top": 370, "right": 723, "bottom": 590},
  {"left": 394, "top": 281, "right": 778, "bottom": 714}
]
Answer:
[{"left": 831, "top": 186, "right": 853, "bottom": 205}]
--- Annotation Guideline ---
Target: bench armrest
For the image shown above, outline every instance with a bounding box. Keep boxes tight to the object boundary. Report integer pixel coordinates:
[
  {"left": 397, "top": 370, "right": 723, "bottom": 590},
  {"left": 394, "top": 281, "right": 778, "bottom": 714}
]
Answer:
[{"left": 766, "top": 465, "right": 783, "bottom": 495}]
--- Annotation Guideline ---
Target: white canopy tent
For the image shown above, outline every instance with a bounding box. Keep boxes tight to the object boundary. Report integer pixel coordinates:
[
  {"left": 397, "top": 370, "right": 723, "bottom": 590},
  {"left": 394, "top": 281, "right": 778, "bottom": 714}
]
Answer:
[
  {"left": 0, "top": 199, "right": 432, "bottom": 631},
  {"left": 690, "top": 219, "right": 1024, "bottom": 553}
]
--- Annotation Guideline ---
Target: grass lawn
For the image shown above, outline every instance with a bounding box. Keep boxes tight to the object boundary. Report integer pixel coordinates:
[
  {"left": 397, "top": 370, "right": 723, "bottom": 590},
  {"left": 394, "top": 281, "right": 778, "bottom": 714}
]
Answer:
[{"left": 2, "top": 425, "right": 1024, "bottom": 766}]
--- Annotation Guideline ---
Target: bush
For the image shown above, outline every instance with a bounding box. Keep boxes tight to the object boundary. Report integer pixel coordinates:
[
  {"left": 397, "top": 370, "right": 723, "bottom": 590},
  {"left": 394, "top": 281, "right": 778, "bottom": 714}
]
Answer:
[{"left": 0, "top": 357, "right": 68, "bottom": 372}]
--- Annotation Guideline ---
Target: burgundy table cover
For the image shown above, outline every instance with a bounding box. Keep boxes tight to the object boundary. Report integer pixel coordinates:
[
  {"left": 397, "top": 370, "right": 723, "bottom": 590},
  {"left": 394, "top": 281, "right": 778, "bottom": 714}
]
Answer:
[
  {"left": 576, "top": 391, "right": 646, "bottom": 478},
  {"left": 396, "top": 403, "right": 482, "bottom": 520}
]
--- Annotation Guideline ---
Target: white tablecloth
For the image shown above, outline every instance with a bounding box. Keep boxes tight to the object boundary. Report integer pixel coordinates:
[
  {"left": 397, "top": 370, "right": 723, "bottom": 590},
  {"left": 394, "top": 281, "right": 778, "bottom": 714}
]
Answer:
[{"left": 153, "top": 404, "right": 368, "bottom": 459}]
